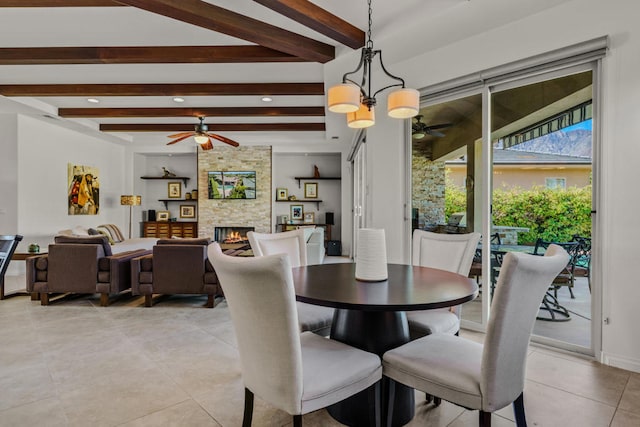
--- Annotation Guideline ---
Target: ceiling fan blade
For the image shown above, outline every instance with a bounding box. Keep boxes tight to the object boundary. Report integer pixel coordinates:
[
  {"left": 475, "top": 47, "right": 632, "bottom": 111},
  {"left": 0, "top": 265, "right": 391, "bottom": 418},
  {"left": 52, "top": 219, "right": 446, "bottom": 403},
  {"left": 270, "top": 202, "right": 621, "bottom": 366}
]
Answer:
[
  {"left": 167, "top": 131, "right": 194, "bottom": 138},
  {"left": 166, "top": 134, "right": 193, "bottom": 145},
  {"left": 208, "top": 132, "right": 240, "bottom": 147},
  {"left": 200, "top": 138, "right": 214, "bottom": 151},
  {"left": 426, "top": 129, "right": 446, "bottom": 137},
  {"left": 426, "top": 123, "right": 453, "bottom": 130}
]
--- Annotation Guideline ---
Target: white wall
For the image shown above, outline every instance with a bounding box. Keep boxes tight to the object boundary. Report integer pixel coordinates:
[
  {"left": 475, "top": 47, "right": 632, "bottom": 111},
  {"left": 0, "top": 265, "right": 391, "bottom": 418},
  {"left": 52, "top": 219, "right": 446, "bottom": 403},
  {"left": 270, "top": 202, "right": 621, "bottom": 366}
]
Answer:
[
  {"left": 326, "top": 0, "right": 640, "bottom": 371},
  {"left": 17, "top": 115, "right": 127, "bottom": 241},
  {"left": 0, "top": 114, "right": 18, "bottom": 234}
]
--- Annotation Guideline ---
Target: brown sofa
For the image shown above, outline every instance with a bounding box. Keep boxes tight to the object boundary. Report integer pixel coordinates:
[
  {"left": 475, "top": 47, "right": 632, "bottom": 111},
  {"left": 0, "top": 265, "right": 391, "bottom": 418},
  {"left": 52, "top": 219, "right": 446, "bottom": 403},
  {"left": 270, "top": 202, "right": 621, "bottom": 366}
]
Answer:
[
  {"left": 26, "top": 235, "right": 150, "bottom": 306},
  {"left": 131, "top": 238, "right": 221, "bottom": 307}
]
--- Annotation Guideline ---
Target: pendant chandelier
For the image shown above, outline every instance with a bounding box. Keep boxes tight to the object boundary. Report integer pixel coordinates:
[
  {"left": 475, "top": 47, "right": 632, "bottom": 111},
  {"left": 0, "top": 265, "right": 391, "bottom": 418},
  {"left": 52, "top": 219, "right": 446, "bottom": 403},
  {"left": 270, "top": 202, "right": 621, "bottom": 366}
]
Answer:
[{"left": 327, "top": 0, "right": 419, "bottom": 128}]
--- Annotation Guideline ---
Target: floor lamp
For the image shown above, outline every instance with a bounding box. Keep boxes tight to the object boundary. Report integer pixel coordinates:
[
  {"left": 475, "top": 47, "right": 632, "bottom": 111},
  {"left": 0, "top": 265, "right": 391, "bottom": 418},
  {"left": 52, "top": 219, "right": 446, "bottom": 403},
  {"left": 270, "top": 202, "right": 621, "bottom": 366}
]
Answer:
[{"left": 120, "top": 195, "right": 141, "bottom": 239}]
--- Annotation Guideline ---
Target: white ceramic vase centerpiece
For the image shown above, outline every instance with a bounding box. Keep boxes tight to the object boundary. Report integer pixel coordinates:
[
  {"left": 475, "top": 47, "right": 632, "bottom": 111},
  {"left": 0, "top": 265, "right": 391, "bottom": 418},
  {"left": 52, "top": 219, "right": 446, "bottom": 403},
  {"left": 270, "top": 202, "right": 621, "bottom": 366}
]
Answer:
[{"left": 355, "top": 228, "right": 388, "bottom": 282}]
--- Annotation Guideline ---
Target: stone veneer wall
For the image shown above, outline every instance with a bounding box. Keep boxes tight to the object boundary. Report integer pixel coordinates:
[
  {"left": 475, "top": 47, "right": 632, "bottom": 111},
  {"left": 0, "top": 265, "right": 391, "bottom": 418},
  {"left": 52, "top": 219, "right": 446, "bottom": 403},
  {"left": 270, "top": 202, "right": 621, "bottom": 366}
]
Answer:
[
  {"left": 198, "top": 146, "right": 272, "bottom": 238},
  {"left": 412, "top": 156, "right": 446, "bottom": 228}
]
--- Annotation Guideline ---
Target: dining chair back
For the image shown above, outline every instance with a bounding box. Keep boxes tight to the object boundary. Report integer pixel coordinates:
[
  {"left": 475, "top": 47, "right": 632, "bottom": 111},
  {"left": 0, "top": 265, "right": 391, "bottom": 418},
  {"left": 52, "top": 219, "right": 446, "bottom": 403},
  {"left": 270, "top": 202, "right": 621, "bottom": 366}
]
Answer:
[
  {"left": 248, "top": 229, "right": 307, "bottom": 267},
  {"left": 0, "top": 235, "right": 23, "bottom": 299},
  {"left": 247, "top": 229, "right": 333, "bottom": 336},
  {"left": 412, "top": 229, "right": 481, "bottom": 275},
  {"left": 383, "top": 244, "right": 569, "bottom": 427},
  {"left": 208, "top": 243, "right": 382, "bottom": 427},
  {"left": 407, "top": 230, "right": 481, "bottom": 339}
]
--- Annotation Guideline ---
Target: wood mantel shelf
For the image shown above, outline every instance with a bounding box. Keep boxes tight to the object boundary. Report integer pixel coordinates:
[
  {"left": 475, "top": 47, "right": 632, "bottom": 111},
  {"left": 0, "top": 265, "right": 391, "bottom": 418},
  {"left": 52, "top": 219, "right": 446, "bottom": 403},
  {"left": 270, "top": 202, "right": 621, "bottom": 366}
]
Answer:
[
  {"left": 293, "top": 176, "right": 341, "bottom": 188},
  {"left": 141, "top": 176, "right": 190, "bottom": 186}
]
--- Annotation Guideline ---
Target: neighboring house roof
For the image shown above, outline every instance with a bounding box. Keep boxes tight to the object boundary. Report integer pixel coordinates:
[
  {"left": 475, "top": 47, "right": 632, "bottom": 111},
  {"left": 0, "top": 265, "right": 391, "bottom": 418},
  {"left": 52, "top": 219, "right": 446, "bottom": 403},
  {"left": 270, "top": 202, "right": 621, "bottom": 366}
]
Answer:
[{"left": 447, "top": 149, "right": 592, "bottom": 166}]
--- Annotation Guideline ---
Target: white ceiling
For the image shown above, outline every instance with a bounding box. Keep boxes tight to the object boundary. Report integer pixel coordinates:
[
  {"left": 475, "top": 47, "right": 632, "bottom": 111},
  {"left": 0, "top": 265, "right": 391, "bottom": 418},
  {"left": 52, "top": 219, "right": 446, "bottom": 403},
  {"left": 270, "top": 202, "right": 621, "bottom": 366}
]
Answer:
[{"left": 0, "top": 0, "right": 574, "bottom": 149}]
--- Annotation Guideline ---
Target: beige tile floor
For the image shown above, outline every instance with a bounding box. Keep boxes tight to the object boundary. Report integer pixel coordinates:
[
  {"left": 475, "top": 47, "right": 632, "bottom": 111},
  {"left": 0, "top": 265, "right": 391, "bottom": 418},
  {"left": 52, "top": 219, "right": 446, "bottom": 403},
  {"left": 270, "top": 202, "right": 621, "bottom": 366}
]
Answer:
[{"left": 0, "top": 294, "right": 638, "bottom": 427}]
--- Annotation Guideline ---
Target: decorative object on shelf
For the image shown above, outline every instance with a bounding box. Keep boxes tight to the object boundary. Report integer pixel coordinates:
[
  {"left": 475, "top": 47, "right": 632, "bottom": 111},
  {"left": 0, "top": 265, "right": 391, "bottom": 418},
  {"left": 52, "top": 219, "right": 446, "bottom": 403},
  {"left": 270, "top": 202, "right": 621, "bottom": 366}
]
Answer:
[
  {"left": 27, "top": 243, "right": 40, "bottom": 253},
  {"left": 355, "top": 228, "right": 388, "bottom": 282},
  {"left": 168, "top": 182, "right": 181, "bottom": 199},
  {"left": 191, "top": 189, "right": 198, "bottom": 199},
  {"left": 167, "top": 116, "right": 240, "bottom": 150},
  {"left": 68, "top": 163, "right": 100, "bottom": 216},
  {"left": 314, "top": 165, "right": 320, "bottom": 178},
  {"left": 304, "top": 182, "right": 318, "bottom": 199},
  {"left": 185, "top": 192, "right": 192, "bottom": 200},
  {"left": 290, "top": 204, "right": 304, "bottom": 221},
  {"left": 162, "top": 167, "right": 177, "bottom": 178},
  {"left": 278, "top": 215, "right": 289, "bottom": 224},
  {"left": 156, "top": 210, "right": 170, "bottom": 221},
  {"left": 327, "top": 0, "right": 419, "bottom": 128},
  {"left": 120, "top": 194, "right": 141, "bottom": 239},
  {"left": 288, "top": 195, "right": 297, "bottom": 201},
  {"left": 180, "top": 205, "right": 196, "bottom": 219},
  {"left": 276, "top": 188, "right": 288, "bottom": 201},
  {"left": 325, "top": 212, "right": 335, "bottom": 225},
  {"left": 208, "top": 171, "right": 256, "bottom": 199},
  {"left": 304, "top": 212, "right": 315, "bottom": 224}
]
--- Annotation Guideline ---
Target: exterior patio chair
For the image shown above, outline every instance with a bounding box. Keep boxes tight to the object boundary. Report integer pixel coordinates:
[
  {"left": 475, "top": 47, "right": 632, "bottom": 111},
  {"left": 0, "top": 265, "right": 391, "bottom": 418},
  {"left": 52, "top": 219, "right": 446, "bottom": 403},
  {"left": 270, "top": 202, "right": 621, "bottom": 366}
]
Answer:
[
  {"left": 208, "top": 244, "right": 382, "bottom": 427},
  {"left": 383, "top": 245, "right": 569, "bottom": 427}
]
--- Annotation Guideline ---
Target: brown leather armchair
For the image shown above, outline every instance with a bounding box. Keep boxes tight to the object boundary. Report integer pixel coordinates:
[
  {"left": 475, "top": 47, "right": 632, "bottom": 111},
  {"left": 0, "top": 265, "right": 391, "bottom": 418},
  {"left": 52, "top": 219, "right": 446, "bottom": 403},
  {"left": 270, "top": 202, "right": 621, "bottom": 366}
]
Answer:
[
  {"left": 131, "top": 238, "right": 221, "bottom": 308},
  {"left": 26, "top": 235, "right": 150, "bottom": 306}
]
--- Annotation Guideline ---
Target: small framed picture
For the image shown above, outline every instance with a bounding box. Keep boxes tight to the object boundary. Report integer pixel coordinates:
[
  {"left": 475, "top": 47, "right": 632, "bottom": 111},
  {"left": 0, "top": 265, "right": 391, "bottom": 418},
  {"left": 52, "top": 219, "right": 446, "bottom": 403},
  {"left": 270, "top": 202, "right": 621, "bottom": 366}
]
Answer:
[
  {"left": 304, "top": 212, "right": 315, "bottom": 224},
  {"left": 168, "top": 182, "right": 182, "bottom": 199},
  {"left": 276, "top": 188, "right": 288, "bottom": 201},
  {"left": 290, "top": 204, "right": 304, "bottom": 220},
  {"left": 179, "top": 205, "right": 195, "bottom": 218},
  {"left": 304, "top": 182, "right": 318, "bottom": 199},
  {"left": 157, "top": 210, "right": 170, "bottom": 221}
]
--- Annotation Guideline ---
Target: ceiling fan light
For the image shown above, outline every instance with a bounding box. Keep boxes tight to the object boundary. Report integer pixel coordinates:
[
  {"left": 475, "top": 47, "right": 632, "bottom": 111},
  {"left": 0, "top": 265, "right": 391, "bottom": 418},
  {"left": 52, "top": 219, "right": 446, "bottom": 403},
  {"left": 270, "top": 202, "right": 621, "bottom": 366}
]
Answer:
[
  {"left": 412, "top": 131, "right": 426, "bottom": 140},
  {"left": 194, "top": 134, "right": 209, "bottom": 144},
  {"left": 328, "top": 83, "right": 360, "bottom": 113},
  {"left": 347, "top": 104, "right": 375, "bottom": 129},
  {"left": 387, "top": 88, "right": 420, "bottom": 119}
]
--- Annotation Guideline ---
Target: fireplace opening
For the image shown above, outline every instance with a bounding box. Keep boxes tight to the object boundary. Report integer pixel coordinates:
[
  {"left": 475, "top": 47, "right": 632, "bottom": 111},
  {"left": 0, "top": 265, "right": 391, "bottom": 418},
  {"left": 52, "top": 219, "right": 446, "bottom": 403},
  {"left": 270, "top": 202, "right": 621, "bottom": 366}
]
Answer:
[{"left": 214, "top": 226, "right": 255, "bottom": 244}]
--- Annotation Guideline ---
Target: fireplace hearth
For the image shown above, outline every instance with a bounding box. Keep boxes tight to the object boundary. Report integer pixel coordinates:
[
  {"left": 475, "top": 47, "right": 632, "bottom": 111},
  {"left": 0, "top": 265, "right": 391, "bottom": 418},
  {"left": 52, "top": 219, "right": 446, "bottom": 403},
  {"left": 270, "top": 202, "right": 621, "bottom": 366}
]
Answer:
[{"left": 214, "top": 226, "right": 255, "bottom": 244}]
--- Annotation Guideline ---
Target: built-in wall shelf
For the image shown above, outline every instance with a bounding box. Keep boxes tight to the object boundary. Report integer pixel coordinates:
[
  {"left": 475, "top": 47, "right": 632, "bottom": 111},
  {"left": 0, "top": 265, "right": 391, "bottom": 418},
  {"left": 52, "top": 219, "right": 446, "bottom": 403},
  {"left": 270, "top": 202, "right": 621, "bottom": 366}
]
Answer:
[
  {"left": 293, "top": 176, "right": 341, "bottom": 188},
  {"left": 275, "top": 199, "right": 323, "bottom": 210},
  {"left": 141, "top": 176, "right": 190, "bottom": 186},
  {"left": 158, "top": 199, "right": 197, "bottom": 209}
]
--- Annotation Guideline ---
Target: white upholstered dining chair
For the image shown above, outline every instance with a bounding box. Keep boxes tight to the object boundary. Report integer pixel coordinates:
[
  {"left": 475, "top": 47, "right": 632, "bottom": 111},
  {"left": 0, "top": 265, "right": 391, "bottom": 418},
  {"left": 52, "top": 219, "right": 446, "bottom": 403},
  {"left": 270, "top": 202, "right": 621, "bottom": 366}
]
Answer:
[
  {"left": 383, "top": 244, "right": 569, "bottom": 427},
  {"left": 248, "top": 229, "right": 334, "bottom": 336},
  {"left": 407, "top": 229, "right": 481, "bottom": 338},
  {"left": 208, "top": 243, "right": 382, "bottom": 427}
]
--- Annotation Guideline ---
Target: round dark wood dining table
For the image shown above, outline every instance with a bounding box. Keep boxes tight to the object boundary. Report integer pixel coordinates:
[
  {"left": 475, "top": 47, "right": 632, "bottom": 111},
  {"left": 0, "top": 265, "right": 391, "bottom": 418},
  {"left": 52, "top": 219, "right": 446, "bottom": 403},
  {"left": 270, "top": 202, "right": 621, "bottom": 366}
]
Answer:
[{"left": 291, "top": 262, "right": 478, "bottom": 427}]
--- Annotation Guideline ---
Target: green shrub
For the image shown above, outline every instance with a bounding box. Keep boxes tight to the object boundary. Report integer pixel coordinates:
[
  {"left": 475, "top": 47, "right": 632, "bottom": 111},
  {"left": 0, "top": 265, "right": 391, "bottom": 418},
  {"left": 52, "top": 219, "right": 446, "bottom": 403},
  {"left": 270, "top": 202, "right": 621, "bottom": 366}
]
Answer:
[{"left": 445, "top": 183, "right": 591, "bottom": 244}]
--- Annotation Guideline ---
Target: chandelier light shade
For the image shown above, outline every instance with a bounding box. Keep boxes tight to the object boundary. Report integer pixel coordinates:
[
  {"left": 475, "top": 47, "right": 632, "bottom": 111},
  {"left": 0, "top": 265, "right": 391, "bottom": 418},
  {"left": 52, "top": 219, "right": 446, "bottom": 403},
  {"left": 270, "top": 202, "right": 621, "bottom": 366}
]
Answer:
[
  {"left": 347, "top": 104, "right": 375, "bottom": 128},
  {"left": 327, "top": 0, "right": 419, "bottom": 128},
  {"left": 120, "top": 195, "right": 141, "bottom": 239},
  {"left": 328, "top": 83, "right": 361, "bottom": 113},
  {"left": 387, "top": 88, "right": 420, "bottom": 118}
]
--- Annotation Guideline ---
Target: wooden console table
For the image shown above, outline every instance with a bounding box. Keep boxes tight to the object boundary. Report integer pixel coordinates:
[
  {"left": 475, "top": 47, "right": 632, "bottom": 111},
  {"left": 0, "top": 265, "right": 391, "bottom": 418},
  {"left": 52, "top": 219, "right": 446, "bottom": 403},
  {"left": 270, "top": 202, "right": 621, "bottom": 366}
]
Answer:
[{"left": 143, "top": 221, "right": 198, "bottom": 238}]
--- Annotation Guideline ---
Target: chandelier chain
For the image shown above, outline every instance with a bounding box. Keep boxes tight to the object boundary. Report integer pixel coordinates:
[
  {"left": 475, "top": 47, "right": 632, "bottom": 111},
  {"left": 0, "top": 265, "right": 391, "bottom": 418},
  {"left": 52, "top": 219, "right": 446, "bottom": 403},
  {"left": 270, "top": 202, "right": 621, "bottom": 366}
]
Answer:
[{"left": 367, "top": 0, "right": 373, "bottom": 48}]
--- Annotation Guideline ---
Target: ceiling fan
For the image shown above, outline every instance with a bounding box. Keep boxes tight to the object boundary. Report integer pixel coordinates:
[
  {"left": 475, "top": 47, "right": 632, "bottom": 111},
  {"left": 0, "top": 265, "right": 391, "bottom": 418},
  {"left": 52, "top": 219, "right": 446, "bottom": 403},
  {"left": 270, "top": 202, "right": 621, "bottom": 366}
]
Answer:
[
  {"left": 167, "top": 117, "right": 240, "bottom": 150},
  {"left": 412, "top": 115, "right": 452, "bottom": 140}
]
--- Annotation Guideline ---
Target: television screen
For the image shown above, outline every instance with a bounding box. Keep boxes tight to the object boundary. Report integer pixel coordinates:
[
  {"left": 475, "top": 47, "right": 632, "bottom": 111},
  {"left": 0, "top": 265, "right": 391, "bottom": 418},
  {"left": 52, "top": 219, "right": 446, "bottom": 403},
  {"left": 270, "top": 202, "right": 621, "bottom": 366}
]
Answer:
[{"left": 208, "top": 171, "right": 256, "bottom": 199}]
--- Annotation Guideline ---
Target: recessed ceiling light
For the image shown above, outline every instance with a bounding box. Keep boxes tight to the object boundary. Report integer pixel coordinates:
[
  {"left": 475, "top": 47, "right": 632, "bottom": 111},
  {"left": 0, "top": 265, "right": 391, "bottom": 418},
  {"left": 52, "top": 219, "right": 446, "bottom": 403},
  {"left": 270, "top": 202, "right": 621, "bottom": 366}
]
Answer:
[
  {"left": 261, "top": 97, "right": 273, "bottom": 102},
  {"left": 173, "top": 97, "right": 185, "bottom": 103},
  {"left": 87, "top": 98, "right": 100, "bottom": 104}
]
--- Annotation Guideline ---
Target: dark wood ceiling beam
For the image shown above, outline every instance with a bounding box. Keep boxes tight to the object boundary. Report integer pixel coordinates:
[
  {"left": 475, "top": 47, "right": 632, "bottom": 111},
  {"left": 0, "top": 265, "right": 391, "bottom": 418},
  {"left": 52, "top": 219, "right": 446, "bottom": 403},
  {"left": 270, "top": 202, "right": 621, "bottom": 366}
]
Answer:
[
  {"left": 0, "top": 1, "right": 124, "bottom": 6},
  {"left": 0, "top": 83, "right": 324, "bottom": 97},
  {"left": 0, "top": 45, "right": 304, "bottom": 65},
  {"left": 116, "top": 0, "right": 334, "bottom": 63},
  {"left": 253, "top": 0, "right": 364, "bottom": 49},
  {"left": 100, "top": 122, "right": 325, "bottom": 132},
  {"left": 59, "top": 106, "right": 325, "bottom": 117}
]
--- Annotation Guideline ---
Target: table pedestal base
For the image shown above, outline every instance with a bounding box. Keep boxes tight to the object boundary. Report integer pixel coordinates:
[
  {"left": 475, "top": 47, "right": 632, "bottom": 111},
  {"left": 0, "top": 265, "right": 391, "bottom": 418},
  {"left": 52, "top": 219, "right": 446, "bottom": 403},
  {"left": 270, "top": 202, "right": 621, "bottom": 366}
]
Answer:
[{"left": 328, "top": 309, "right": 414, "bottom": 427}]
